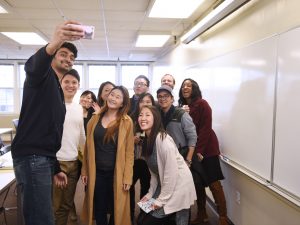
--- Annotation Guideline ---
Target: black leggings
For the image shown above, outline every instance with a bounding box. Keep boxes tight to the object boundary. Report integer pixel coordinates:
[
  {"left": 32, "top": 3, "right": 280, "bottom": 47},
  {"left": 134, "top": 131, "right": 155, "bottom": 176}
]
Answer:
[
  {"left": 94, "top": 170, "right": 114, "bottom": 225},
  {"left": 130, "top": 159, "right": 151, "bottom": 220}
]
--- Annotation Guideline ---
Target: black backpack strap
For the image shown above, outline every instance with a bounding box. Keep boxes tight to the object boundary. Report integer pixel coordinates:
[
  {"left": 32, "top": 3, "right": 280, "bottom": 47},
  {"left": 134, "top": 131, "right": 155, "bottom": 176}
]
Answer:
[{"left": 171, "top": 107, "right": 185, "bottom": 122}]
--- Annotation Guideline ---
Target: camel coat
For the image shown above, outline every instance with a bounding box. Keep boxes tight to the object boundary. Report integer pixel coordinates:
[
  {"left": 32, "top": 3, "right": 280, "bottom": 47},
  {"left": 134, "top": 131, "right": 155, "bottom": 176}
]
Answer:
[{"left": 81, "top": 114, "right": 134, "bottom": 225}]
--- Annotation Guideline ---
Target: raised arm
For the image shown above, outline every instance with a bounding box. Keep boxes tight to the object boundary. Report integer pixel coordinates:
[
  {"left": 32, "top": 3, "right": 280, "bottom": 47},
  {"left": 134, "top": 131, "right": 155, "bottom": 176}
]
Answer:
[
  {"left": 25, "top": 20, "right": 84, "bottom": 84},
  {"left": 46, "top": 20, "right": 84, "bottom": 55}
]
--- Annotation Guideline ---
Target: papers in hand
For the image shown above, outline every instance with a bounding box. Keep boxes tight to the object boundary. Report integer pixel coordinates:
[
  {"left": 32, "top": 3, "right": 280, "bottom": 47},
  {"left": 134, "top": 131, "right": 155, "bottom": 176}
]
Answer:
[
  {"left": 137, "top": 198, "right": 155, "bottom": 213},
  {"left": 0, "top": 151, "right": 13, "bottom": 169}
]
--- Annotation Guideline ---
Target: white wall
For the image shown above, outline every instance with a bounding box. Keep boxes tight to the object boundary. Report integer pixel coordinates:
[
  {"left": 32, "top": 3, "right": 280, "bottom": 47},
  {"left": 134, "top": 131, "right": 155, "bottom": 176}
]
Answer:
[
  {"left": 221, "top": 162, "right": 300, "bottom": 225},
  {"left": 153, "top": 0, "right": 300, "bottom": 224}
]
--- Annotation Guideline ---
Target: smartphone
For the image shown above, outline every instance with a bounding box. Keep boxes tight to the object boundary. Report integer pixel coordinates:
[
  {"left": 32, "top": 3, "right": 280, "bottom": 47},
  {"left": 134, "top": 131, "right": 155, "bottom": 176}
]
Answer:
[
  {"left": 68, "top": 24, "right": 95, "bottom": 39},
  {"left": 81, "top": 25, "right": 95, "bottom": 39}
]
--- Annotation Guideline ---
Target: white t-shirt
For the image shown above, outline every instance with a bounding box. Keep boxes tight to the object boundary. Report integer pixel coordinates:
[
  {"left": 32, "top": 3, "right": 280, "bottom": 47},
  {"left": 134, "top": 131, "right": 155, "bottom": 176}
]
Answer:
[{"left": 56, "top": 102, "right": 86, "bottom": 161}]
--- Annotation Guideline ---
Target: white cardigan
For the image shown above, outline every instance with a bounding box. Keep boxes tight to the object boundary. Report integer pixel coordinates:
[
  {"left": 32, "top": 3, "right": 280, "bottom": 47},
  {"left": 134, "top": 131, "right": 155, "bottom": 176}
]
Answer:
[{"left": 145, "top": 133, "right": 197, "bottom": 214}]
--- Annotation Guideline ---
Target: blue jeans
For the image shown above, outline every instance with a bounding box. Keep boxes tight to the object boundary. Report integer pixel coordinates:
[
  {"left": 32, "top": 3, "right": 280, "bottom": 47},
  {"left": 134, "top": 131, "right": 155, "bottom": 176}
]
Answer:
[
  {"left": 140, "top": 209, "right": 190, "bottom": 225},
  {"left": 13, "top": 155, "right": 55, "bottom": 225},
  {"left": 175, "top": 209, "right": 190, "bottom": 225}
]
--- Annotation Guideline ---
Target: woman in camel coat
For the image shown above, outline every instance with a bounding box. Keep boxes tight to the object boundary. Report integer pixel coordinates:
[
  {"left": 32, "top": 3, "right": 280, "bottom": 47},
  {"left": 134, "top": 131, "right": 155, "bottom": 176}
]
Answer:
[{"left": 81, "top": 86, "right": 134, "bottom": 225}]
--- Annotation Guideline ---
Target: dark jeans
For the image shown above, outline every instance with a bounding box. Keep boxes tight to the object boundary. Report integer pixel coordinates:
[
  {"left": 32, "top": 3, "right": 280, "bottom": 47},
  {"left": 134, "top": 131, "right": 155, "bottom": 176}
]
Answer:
[
  {"left": 130, "top": 159, "right": 151, "bottom": 221},
  {"left": 94, "top": 170, "right": 115, "bottom": 225},
  {"left": 13, "top": 155, "right": 55, "bottom": 225}
]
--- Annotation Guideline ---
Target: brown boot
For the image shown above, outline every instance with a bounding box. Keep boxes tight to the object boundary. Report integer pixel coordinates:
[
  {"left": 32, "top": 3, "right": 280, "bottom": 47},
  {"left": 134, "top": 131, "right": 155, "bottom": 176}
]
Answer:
[
  {"left": 191, "top": 187, "right": 208, "bottom": 224},
  {"left": 219, "top": 216, "right": 228, "bottom": 225},
  {"left": 209, "top": 181, "right": 228, "bottom": 225}
]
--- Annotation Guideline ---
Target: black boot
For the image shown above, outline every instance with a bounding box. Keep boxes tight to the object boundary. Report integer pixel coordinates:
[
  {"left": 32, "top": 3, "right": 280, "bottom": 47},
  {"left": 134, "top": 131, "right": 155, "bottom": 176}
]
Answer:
[{"left": 190, "top": 187, "right": 208, "bottom": 224}]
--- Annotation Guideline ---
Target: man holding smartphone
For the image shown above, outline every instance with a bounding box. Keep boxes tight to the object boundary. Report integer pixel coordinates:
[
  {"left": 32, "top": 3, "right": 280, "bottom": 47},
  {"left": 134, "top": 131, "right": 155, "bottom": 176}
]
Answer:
[{"left": 11, "top": 21, "right": 84, "bottom": 225}]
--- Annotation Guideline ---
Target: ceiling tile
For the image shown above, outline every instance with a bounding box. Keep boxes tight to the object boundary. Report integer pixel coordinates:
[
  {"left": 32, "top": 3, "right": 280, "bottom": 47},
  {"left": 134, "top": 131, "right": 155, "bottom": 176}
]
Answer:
[{"left": 0, "top": 0, "right": 216, "bottom": 61}]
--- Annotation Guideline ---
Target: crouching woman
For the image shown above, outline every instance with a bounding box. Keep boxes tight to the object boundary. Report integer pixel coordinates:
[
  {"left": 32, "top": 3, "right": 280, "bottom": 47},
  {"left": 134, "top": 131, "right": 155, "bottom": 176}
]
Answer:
[{"left": 137, "top": 105, "right": 196, "bottom": 225}]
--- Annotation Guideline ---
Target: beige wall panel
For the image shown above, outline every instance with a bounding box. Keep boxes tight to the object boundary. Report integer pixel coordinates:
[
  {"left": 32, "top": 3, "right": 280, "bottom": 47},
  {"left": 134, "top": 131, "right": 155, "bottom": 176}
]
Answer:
[
  {"left": 157, "top": 0, "right": 300, "bottom": 67},
  {"left": 153, "top": 1, "right": 300, "bottom": 224}
]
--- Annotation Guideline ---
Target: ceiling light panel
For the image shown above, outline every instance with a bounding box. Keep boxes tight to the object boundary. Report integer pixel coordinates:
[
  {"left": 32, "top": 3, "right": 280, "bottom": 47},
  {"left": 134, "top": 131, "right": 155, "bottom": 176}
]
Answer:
[
  {"left": 1, "top": 32, "right": 47, "bottom": 45},
  {"left": 149, "top": 0, "right": 204, "bottom": 18},
  {"left": 136, "top": 35, "right": 170, "bottom": 47},
  {"left": 0, "top": 5, "right": 8, "bottom": 13}
]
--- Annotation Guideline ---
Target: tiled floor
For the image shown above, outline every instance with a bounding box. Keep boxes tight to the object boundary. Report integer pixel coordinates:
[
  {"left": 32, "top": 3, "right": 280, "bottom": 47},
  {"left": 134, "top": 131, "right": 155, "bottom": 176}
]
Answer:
[{"left": 1, "top": 180, "right": 219, "bottom": 225}]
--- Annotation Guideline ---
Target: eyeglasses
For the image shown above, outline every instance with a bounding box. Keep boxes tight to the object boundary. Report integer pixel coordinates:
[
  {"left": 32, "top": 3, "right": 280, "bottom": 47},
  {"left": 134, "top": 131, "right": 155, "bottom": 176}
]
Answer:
[
  {"left": 134, "top": 82, "right": 147, "bottom": 87},
  {"left": 157, "top": 94, "right": 171, "bottom": 100}
]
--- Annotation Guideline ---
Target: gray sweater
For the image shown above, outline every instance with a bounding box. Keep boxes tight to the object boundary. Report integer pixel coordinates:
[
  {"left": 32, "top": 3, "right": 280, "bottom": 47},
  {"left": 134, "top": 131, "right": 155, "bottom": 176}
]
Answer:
[{"left": 161, "top": 106, "right": 197, "bottom": 149}]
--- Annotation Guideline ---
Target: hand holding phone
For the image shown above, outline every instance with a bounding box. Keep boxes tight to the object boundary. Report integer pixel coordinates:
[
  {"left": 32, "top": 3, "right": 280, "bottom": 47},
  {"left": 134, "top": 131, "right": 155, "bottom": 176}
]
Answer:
[
  {"left": 81, "top": 25, "right": 95, "bottom": 39},
  {"left": 67, "top": 24, "right": 95, "bottom": 39}
]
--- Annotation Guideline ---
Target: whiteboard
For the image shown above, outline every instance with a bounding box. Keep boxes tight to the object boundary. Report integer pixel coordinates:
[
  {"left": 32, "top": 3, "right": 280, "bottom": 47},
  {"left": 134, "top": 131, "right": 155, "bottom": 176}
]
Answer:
[
  {"left": 185, "top": 28, "right": 300, "bottom": 199},
  {"left": 186, "top": 37, "right": 277, "bottom": 181},
  {"left": 273, "top": 27, "right": 300, "bottom": 198}
]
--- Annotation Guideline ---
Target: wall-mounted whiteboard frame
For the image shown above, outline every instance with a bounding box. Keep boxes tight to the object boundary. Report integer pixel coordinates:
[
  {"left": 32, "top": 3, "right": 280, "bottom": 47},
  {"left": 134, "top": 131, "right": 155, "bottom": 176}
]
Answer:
[
  {"left": 273, "top": 27, "right": 300, "bottom": 199},
  {"left": 184, "top": 27, "right": 300, "bottom": 203},
  {"left": 186, "top": 36, "right": 277, "bottom": 181}
]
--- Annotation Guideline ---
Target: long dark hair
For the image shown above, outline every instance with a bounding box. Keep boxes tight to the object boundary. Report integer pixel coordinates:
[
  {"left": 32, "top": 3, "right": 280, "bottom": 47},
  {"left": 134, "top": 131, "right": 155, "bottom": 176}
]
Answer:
[
  {"left": 97, "top": 81, "right": 115, "bottom": 107},
  {"left": 178, "top": 78, "right": 202, "bottom": 106},
  {"left": 131, "top": 92, "right": 155, "bottom": 126},
  {"left": 138, "top": 105, "right": 166, "bottom": 157},
  {"left": 99, "top": 86, "right": 130, "bottom": 143}
]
